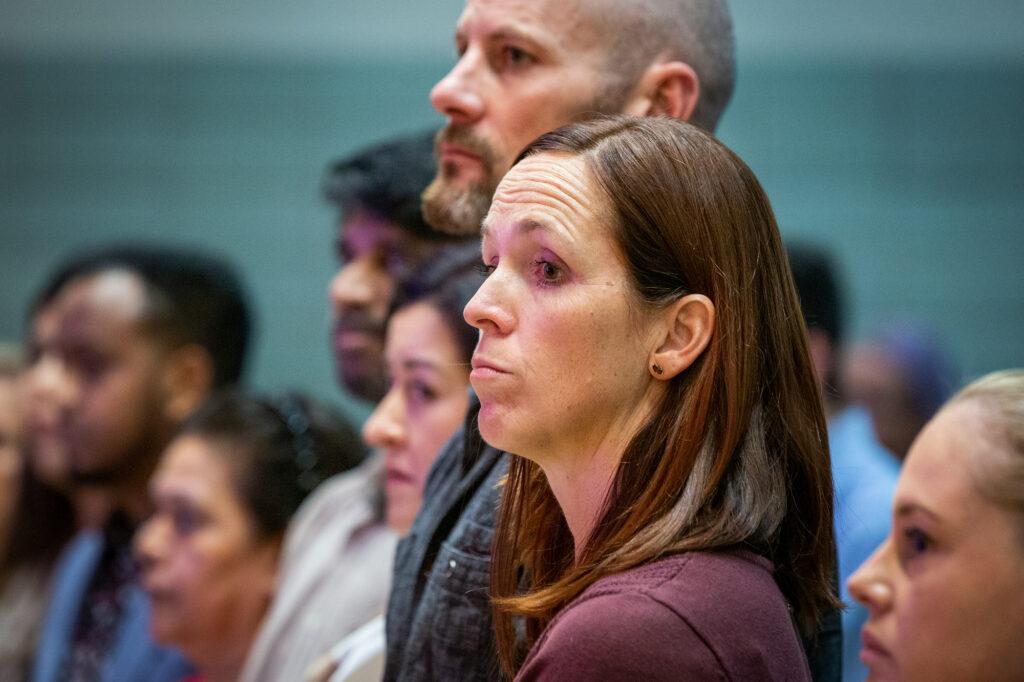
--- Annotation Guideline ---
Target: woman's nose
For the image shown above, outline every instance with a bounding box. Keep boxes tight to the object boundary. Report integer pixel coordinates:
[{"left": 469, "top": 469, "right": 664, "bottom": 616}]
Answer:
[
  {"left": 362, "top": 388, "right": 407, "bottom": 450},
  {"left": 134, "top": 515, "right": 169, "bottom": 574},
  {"left": 464, "top": 269, "right": 515, "bottom": 335},
  {"left": 847, "top": 538, "right": 895, "bottom": 615}
]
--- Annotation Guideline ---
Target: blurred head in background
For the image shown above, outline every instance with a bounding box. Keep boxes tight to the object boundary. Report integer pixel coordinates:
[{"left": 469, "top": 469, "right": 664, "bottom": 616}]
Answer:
[
  {"left": 0, "top": 345, "right": 27, "bottom": 556},
  {"left": 324, "top": 131, "right": 478, "bottom": 403},
  {"left": 843, "top": 323, "right": 958, "bottom": 460},
  {"left": 786, "top": 242, "right": 845, "bottom": 413},
  {"left": 1, "top": 340, "right": 76, "bottom": 569},
  {"left": 45, "top": 245, "right": 252, "bottom": 520},
  {"left": 848, "top": 370, "right": 1024, "bottom": 681},
  {"left": 136, "top": 390, "right": 365, "bottom": 682},
  {"left": 362, "top": 245, "right": 483, "bottom": 534}
]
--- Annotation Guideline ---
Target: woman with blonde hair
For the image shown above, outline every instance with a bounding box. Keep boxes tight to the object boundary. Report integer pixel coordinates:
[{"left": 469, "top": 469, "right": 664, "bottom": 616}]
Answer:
[
  {"left": 849, "top": 369, "right": 1024, "bottom": 681},
  {"left": 467, "top": 115, "right": 838, "bottom": 679}
]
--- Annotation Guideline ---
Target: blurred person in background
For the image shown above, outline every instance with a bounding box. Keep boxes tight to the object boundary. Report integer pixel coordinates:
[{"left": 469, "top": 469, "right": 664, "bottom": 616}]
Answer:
[
  {"left": 788, "top": 242, "right": 900, "bottom": 682},
  {"left": 240, "top": 131, "right": 479, "bottom": 681},
  {"left": 324, "top": 131, "right": 478, "bottom": 404},
  {"left": 22, "top": 265, "right": 116, "bottom": 531},
  {"left": 244, "top": 247, "right": 482, "bottom": 682},
  {"left": 386, "top": 0, "right": 841, "bottom": 679},
  {"left": 135, "top": 390, "right": 365, "bottom": 682},
  {"left": 31, "top": 245, "right": 251, "bottom": 682},
  {"left": 848, "top": 370, "right": 1024, "bottom": 681},
  {"left": 0, "top": 345, "right": 77, "bottom": 681},
  {"left": 842, "top": 323, "right": 958, "bottom": 461},
  {"left": 22, "top": 297, "right": 74, "bottom": 500}
]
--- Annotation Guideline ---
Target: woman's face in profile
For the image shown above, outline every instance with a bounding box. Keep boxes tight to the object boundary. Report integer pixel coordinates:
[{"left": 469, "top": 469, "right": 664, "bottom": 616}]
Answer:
[
  {"left": 848, "top": 400, "right": 1024, "bottom": 681},
  {"left": 463, "top": 152, "right": 658, "bottom": 463},
  {"left": 135, "top": 435, "right": 279, "bottom": 669},
  {"left": 0, "top": 376, "right": 23, "bottom": 539},
  {"left": 363, "top": 301, "right": 471, "bottom": 535}
]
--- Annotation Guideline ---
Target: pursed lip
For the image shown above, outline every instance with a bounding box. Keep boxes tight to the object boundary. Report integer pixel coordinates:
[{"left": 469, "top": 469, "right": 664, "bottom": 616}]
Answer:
[
  {"left": 438, "top": 142, "right": 482, "bottom": 163},
  {"left": 385, "top": 465, "right": 415, "bottom": 485},
  {"left": 860, "top": 629, "right": 891, "bottom": 665},
  {"left": 141, "top": 580, "right": 174, "bottom": 603},
  {"left": 470, "top": 355, "right": 510, "bottom": 375}
]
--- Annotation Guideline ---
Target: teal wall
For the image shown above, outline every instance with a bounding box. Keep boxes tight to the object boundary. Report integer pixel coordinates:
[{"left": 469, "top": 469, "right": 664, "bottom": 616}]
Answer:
[{"left": 2, "top": 53, "right": 1022, "bottom": 421}]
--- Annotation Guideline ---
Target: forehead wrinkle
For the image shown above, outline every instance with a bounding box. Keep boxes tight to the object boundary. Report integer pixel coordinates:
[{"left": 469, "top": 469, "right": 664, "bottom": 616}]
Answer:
[{"left": 490, "top": 163, "right": 596, "bottom": 238}]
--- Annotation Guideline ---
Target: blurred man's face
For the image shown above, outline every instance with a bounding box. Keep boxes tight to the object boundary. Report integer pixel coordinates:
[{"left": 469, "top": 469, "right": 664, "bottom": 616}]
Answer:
[
  {"left": 328, "top": 208, "right": 447, "bottom": 402},
  {"left": 423, "top": 0, "right": 622, "bottom": 234},
  {"left": 23, "top": 304, "right": 74, "bottom": 489},
  {"left": 54, "top": 270, "right": 174, "bottom": 484}
]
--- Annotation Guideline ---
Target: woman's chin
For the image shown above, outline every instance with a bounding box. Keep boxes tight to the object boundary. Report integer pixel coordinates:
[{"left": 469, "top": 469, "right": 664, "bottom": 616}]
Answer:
[{"left": 476, "top": 404, "right": 513, "bottom": 452}]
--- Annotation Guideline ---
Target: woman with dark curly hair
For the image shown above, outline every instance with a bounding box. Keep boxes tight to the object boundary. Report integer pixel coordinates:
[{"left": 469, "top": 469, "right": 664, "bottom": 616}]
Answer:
[{"left": 134, "top": 391, "right": 365, "bottom": 682}]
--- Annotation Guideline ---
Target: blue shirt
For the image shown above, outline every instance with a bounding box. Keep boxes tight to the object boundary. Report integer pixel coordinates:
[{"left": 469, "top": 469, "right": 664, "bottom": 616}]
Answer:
[{"left": 829, "top": 407, "right": 901, "bottom": 682}]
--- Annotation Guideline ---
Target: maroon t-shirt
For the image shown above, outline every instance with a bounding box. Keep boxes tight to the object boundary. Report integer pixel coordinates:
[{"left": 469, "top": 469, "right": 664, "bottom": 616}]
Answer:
[{"left": 516, "top": 550, "right": 811, "bottom": 681}]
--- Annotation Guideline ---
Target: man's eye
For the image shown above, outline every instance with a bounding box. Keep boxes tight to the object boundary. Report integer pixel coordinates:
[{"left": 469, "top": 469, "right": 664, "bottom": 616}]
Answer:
[
  {"left": 71, "top": 353, "right": 108, "bottom": 381},
  {"left": 501, "top": 46, "right": 533, "bottom": 69}
]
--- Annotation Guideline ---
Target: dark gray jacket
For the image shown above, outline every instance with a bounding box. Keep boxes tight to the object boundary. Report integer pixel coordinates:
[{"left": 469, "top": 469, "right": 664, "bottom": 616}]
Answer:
[{"left": 384, "top": 397, "right": 841, "bottom": 681}]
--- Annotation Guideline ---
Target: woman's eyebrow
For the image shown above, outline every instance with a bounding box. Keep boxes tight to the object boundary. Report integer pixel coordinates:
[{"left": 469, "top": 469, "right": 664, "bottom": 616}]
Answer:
[
  {"left": 481, "top": 217, "right": 555, "bottom": 240},
  {"left": 894, "top": 500, "right": 941, "bottom": 523}
]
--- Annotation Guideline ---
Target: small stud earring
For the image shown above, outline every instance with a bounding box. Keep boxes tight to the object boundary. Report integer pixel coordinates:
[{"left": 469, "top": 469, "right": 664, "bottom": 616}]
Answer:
[{"left": 651, "top": 363, "right": 664, "bottom": 375}]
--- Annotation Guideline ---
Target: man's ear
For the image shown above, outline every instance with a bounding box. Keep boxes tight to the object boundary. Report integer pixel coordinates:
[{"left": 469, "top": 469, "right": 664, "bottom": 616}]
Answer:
[
  {"left": 161, "top": 344, "right": 215, "bottom": 423},
  {"left": 621, "top": 60, "right": 700, "bottom": 121},
  {"left": 650, "top": 294, "right": 714, "bottom": 380}
]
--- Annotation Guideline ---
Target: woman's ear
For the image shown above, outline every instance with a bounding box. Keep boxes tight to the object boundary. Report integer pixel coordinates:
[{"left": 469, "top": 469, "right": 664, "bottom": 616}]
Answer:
[
  {"left": 161, "top": 344, "right": 215, "bottom": 423},
  {"left": 621, "top": 60, "right": 700, "bottom": 121},
  {"left": 649, "top": 294, "right": 714, "bottom": 380}
]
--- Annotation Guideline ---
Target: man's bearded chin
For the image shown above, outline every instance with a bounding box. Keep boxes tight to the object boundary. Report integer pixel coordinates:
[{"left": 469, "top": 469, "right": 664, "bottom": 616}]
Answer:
[{"left": 421, "top": 166, "right": 495, "bottom": 236}]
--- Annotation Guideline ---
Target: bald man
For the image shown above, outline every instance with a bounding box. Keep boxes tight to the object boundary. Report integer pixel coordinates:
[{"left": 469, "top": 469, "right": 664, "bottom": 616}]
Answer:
[{"left": 384, "top": 1, "right": 841, "bottom": 680}]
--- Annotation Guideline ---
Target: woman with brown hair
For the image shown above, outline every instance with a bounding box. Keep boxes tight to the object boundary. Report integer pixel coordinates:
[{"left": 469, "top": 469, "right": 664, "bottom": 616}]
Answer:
[{"left": 465, "top": 115, "right": 838, "bottom": 679}]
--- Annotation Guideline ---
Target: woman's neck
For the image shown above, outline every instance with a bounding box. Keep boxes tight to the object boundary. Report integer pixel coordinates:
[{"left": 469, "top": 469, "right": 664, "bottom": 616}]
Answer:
[
  {"left": 196, "top": 640, "right": 251, "bottom": 682},
  {"left": 200, "top": 659, "right": 245, "bottom": 682},
  {"left": 542, "top": 453, "right": 620, "bottom": 562},
  {"left": 539, "top": 403, "right": 655, "bottom": 562},
  {"left": 193, "top": 609, "right": 266, "bottom": 682}
]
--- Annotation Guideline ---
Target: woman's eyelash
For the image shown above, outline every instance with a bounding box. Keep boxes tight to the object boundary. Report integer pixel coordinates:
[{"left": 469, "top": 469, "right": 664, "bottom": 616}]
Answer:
[
  {"left": 532, "top": 259, "right": 563, "bottom": 283},
  {"left": 903, "top": 527, "right": 932, "bottom": 555}
]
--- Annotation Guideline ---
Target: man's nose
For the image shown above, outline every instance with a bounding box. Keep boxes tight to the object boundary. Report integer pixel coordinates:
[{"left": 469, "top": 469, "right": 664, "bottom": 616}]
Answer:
[
  {"left": 430, "top": 49, "right": 486, "bottom": 126},
  {"left": 329, "top": 256, "right": 382, "bottom": 311}
]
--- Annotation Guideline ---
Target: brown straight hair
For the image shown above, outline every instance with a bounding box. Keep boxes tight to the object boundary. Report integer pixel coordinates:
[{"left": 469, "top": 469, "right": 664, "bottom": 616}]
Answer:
[{"left": 490, "top": 116, "right": 839, "bottom": 674}]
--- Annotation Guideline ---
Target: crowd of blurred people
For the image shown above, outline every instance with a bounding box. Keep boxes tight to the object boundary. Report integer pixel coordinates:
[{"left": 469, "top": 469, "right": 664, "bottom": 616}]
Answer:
[{"left": 4, "top": 0, "right": 1020, "bottom": 681}]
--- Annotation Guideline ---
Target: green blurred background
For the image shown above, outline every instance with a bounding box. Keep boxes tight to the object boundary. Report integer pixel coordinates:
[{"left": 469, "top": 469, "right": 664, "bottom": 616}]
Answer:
[{"left": 2, "top": 0, "right": 1022, "bottom": 423}]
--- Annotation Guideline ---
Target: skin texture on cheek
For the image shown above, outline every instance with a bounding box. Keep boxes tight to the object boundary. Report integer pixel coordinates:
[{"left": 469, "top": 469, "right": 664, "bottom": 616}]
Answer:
[{"left": 470, "top": 154, "right": 656, "bottom": 463}]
